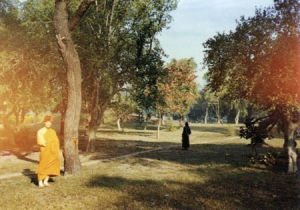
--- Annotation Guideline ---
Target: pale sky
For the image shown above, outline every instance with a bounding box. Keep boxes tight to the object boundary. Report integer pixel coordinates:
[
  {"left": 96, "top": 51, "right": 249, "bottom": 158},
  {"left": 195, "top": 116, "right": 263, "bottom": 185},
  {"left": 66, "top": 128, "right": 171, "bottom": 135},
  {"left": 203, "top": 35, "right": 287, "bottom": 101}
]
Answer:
[{"left": 158, "top": 0, "right": 274, "bottom": 87}]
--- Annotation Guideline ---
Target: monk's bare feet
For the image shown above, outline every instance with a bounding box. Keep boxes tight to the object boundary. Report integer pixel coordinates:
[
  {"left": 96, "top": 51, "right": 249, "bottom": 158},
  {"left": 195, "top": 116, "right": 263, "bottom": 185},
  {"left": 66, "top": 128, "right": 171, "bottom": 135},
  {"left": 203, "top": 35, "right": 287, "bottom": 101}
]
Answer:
[
  {"left": 38, "top": 181, "right": 45, "bottom": 188},
  {"left": 44, "top": 176, "right": 50, "bottom": 187},
  {"left": 44, "top": 181, "right": 50, "bottom": 187}
]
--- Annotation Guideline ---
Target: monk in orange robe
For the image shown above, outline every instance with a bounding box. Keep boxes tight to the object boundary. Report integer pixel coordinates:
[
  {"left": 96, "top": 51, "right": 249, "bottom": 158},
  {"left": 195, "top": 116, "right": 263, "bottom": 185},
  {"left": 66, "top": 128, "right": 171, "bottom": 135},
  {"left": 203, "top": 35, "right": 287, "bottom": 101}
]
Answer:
[{"left": 36, "top": 116, "right": 60, "bottom": 188}]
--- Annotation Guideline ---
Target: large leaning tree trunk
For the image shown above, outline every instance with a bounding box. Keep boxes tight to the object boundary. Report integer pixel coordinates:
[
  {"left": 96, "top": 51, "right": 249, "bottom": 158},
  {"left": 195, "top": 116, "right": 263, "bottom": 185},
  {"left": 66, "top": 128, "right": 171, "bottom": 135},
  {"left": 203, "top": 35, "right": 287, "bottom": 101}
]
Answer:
[{"left": 53, "top": 0, "right": 95, "bottom": 175}]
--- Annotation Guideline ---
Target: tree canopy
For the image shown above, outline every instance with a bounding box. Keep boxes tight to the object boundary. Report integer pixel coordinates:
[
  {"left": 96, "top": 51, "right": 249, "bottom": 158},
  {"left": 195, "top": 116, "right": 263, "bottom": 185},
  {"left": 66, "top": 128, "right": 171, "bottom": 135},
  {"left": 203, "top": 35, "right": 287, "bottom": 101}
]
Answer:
[
  {"left": 0, "top": 0, "right": 62, "bottom": 124},
  {"left": 203, "top": 0, "right": 300, "bottom": 111}
]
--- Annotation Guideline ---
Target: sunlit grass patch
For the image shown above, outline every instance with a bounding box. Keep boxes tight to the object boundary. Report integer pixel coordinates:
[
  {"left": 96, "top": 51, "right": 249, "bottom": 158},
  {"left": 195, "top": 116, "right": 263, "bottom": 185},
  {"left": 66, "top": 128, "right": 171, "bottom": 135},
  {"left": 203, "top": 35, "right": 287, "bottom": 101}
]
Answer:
[
  {"left": 1, "top": 139, "right": 298, "bottom": 209},
  {"left": 0, "top": 123, "right": 298, "bottom": 209}
]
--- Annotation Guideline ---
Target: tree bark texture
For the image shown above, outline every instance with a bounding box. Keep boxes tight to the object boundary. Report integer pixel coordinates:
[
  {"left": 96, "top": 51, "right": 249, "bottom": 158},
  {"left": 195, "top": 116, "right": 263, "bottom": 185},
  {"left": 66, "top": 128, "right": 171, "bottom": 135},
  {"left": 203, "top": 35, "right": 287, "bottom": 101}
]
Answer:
[
  {"left": 86, "top": 123, "right": 97, "bottom": 152},
  {"left": 282, "top": 114, "right": 299, "bottom": 173},
  {"left": 86, "top": 102, "right": 108, "bottom": 152},
  {"left": 60, "top": 107, "right": 66, "bottom": 136},
  {"left": 54, "top": 0, "right": 83, "bottom": 175}
]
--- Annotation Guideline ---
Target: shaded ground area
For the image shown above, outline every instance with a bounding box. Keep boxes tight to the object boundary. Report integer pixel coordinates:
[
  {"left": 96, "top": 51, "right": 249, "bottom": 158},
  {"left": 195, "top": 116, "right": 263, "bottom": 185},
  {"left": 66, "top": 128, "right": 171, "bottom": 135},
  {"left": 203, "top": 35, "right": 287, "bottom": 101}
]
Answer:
[
  {"left": 0, "top": 138, "right": 299, "bottom": 209},
  {"left": 0, "top": 123, "right": 239, "bottom": 175},
  {"left": 78, "top": 143, "right": 300, "bottom": 209},
  {"left": 0, "top": 123, "right": 299, "bottom": 209},
  {"left": 79, "top": 138, "right": 178, "bottom": 161},
  {"left": 0, "top": 138, "right": 177, "bottom": 175}
]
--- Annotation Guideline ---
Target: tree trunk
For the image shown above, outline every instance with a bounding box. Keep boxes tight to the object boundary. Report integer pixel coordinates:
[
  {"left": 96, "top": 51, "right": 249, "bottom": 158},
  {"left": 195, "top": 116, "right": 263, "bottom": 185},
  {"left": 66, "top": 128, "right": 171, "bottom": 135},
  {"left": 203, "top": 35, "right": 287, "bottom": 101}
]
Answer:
[
  {"left": 205, "top": 107, "right": 208, "bottom": 124},
  {"left": 143, "top": 114, "right": 150, "bottom": 130},
  {"left": 161, "top": 114, "right": 165, "bottom": 125},
  {"left": 86, "top": 110, "right": 98, "bottom": 152},
  {"left": 235, "top": 110, "right": 240, "bottom": 125},
  {"left": 107, "top": 0, "right": 118, "bottom": 44},
  {"left": 54, "top": 1, "right": 82, "bottom": 175},
  {"left": 60, "top": 90, "right": 68, "bottom": 136},
  {"left": 246, "top": 105, "right": 253, "bottom": 119},
  {"left": 86, "top": 124, "right": 97, "bottom": 152},
  {"left": 157, "top": 113, "right": 161, "bottom": 140},
  {"left": 217, "top": 100, "right": 221, "bottom": 124},
  {"left": 143, "top": 120, "right": 148, "bottom": 130},
  {"left": 86, "top": 107, "right": 106, "bottom": 152},
  {"left": 60, "top": 108, "right": 66, "bottom": 136},
  {"left": 179, "top": 115, "right": 182, "bottom": 126},
  {"left": 283, "top": 118, "right": 298, "bottom": 173},
  {"left": 85, "top": 83, "right": 112, "bottom": 152},
  {"left": 117, "top": 118, "right": 121, "bottom": 131}
]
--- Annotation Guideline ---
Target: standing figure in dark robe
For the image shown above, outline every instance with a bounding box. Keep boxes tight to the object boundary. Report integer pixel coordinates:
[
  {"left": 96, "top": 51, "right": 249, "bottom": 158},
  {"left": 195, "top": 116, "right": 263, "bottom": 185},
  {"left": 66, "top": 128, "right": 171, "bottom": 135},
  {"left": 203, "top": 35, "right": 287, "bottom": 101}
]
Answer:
[{"left": 182, "top": 122, "right": 191, "bottom": 150}]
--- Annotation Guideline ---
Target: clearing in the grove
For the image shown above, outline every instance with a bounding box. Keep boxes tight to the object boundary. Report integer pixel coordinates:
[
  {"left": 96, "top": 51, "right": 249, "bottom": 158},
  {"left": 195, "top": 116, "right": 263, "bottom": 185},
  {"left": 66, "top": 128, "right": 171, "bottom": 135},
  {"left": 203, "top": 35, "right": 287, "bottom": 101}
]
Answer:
[{"left": 0, "top": 122, "right": 299, "bottom": 209}]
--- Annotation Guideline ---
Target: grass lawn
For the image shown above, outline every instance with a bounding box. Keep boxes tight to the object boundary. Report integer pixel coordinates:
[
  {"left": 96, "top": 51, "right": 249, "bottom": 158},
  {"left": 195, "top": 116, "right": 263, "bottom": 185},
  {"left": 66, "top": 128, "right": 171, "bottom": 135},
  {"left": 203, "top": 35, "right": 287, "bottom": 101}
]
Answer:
[{"left": 0, "top": 122, "right": 299, "bottom": 209}]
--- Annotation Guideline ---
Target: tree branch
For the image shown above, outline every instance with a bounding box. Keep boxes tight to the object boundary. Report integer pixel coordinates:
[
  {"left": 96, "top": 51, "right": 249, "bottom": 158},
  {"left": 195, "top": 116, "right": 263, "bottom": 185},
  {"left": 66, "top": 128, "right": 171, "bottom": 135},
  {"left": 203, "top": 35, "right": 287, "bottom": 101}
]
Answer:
[{"left": 68, "top": 0, "right": 95, "bottom": 31}]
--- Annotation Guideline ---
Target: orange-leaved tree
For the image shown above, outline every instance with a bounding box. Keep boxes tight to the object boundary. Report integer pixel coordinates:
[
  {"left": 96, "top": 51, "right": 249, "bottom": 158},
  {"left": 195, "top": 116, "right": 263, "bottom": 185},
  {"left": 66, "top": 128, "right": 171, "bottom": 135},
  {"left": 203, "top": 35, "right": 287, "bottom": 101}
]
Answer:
[{"left": 157, "top": 58, "right": 199, "bottom": 135}]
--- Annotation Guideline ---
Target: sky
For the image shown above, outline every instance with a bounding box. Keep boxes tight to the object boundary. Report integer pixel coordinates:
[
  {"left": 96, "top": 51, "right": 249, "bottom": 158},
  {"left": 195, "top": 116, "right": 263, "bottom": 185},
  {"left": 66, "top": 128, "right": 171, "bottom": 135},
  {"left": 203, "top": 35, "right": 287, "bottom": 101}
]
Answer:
[{"left": 157, "top": 0, "right": 274, "bottom": 87}]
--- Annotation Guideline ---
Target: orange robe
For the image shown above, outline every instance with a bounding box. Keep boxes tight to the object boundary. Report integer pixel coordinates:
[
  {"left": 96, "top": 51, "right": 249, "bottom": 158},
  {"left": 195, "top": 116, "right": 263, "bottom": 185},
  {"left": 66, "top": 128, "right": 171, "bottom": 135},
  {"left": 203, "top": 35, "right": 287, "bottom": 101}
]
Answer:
[{"left": 36, "top": 128, "right": 60, "bottom": 181}]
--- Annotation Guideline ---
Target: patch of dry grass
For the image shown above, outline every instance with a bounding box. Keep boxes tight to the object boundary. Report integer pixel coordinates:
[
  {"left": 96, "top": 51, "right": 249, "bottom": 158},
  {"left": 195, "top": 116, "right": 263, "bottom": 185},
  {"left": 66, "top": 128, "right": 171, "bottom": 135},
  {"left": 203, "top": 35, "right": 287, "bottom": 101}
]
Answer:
[
  {"left": 0, "top": 123, "right": 298, "bottom": 209},
  {"left": 0, "top": 140, "right": 298, "bottom": 209}
]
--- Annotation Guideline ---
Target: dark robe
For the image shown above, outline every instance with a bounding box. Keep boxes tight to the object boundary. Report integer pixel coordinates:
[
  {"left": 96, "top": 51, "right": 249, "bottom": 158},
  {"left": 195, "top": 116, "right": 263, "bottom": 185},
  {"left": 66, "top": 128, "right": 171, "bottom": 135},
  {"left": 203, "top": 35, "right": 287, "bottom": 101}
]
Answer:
[{"left": 182, "top": 125, "right": 191, "bottom": 149}]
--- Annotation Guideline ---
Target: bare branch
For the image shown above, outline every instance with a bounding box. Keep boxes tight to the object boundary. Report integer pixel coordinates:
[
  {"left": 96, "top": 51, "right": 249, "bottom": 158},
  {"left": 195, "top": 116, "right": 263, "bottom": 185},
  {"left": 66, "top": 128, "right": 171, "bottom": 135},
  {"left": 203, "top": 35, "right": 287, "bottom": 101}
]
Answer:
[{"left": 68, "top": 0, "right": 95, "bottom": 31}]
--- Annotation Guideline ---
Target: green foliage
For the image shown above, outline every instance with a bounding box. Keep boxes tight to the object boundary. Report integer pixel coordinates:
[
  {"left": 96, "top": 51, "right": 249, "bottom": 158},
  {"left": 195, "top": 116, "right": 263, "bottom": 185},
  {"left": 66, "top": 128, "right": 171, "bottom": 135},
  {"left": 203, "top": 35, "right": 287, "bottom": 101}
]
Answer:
[
  {"left": 0, "top": 1, "right": 62, "bottom": 123},
  {"left": 0, "top": 0, "right": 178, "bottom": 131},
  {"left": 128, "top": 0, "right": 178, "bottom": 116},
  {"left": 111, "top": 91, "right": 137, "bottom": 122},
  {"left": 203, "top": 0, "right": 300, "bottom": 111},
  {"left": 203, "top": 1, "right": 300, "bottom": 150}
]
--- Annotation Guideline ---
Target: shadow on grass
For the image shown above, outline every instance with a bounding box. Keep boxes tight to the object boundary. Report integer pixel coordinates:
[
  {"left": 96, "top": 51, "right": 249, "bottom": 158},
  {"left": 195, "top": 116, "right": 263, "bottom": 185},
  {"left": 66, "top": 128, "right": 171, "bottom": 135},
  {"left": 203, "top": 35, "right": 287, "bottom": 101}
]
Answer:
[
  {"left": 136, "top": 143, "right": 253, "bottom": 167},
  {"left": 86, "top": 175, "right": 205, "bottom": 209},
  {"left": 86, "top": 170, "right": 298, "bottom": 209},
  {"left": 22, "top": 169, "right": 38, "bottom": 186},
  {"left": 79, "top": 138, "right": 180, "bottom": 161},
  {"left": 8, "top": 150, "right": 39, "bottom": 164},
  {"left": 136, "top": 142, "right": 295, "bottom": 173},
  {"left": 85, "top": 142, "right": 300, "bottom": 209},
  {"left": 22, "top": 169, "right": 63, "bottom": 186}
]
